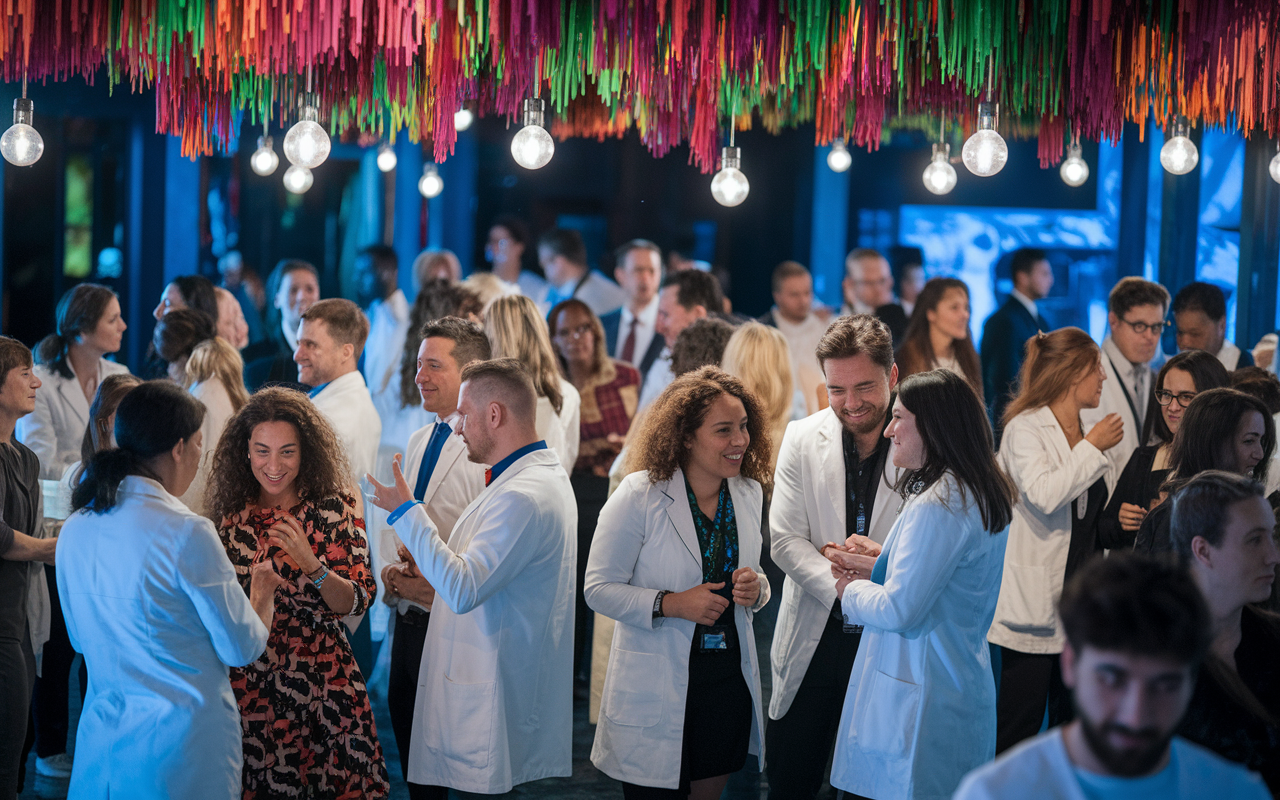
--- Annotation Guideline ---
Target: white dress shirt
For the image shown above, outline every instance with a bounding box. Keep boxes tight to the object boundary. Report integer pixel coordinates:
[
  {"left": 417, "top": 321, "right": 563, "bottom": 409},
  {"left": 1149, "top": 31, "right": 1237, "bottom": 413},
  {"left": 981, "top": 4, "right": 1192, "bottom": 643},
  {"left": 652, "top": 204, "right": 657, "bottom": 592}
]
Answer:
[
  {"left": 614, "top": 296, "right": 660, "bottom": 365},
  {"left": 637, "top": 350, "right": 674, "bottom": 411},
  {"left": 363, "top": 289, "right": 413, "bottom": 449}
]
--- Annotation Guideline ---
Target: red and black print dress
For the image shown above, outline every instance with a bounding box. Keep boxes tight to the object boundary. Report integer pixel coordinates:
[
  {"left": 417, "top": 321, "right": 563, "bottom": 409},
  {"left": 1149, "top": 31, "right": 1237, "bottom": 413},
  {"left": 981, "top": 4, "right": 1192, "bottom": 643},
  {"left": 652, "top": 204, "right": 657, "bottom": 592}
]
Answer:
[{"left": 219, "top": 494, "right": 390, "bottom": 799}]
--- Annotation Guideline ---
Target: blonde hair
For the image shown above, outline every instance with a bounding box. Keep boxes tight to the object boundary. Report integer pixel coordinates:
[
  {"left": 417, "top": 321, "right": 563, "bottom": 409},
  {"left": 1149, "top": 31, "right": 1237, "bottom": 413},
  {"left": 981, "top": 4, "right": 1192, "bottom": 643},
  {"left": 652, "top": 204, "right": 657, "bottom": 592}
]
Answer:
[
  {"left": 463, "top": 272, "right": 517, "bottom": 315},
  {"left": 185, "top": 336, "right": 250, "bottom": 412},
  {"left": 412, "top": 248, "right": 462, "bottom": 289},
  {"left": 484, "top": 294, "right": 565, "bottom": 413},
  {"left": 722, "top": 322, "right": 792, "bottom": 472}
]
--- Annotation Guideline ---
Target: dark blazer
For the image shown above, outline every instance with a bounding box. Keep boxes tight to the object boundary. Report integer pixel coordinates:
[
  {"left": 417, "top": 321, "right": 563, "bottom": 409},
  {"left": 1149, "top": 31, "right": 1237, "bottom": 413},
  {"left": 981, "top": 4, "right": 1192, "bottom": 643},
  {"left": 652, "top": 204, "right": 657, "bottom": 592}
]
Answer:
[
  {"left": 982, "top": 297, "right": 1050, "bottom": 437},
  {"left": 875, "top": 303, "right": 909, "bottom": 349},
  {"left": 244, "top": 336, "right": 308, "bottom": 392},
  {"left": 601, "top": 308, "right": 665, "bottom": 384}
]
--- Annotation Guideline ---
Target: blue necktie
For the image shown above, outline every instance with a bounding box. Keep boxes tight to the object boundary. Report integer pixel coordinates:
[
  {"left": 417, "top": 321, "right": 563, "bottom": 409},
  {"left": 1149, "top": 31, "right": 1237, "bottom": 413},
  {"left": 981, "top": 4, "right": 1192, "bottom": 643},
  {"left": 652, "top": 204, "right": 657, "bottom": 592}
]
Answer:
[{"left": 413, "top": 421, "right": 452, "bottom": 501}]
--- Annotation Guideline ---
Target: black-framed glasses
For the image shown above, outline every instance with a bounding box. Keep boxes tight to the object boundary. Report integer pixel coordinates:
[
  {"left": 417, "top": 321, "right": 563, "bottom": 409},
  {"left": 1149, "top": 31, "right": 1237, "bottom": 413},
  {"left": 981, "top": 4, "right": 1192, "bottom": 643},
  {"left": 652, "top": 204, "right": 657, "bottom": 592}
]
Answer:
[
  {"left": 1117, "top": 317, "right": 1168, "bottom": 336},
  {"left": 1155, "top": 389, "right": 1197, "bottom": 408}
]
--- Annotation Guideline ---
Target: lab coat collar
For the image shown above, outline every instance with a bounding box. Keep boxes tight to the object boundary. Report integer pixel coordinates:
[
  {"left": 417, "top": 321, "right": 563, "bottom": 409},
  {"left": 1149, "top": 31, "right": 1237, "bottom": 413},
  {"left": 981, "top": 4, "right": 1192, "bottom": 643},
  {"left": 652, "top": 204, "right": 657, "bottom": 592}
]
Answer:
[
  {"left": 310, "top": 369, "right": 368, "bottom": 400},
  {"left": 117, "top": 474, "right": 186, "bottom": 510},
  {"left": 657, "top": 467, "right": 754, "bottom": 570}
]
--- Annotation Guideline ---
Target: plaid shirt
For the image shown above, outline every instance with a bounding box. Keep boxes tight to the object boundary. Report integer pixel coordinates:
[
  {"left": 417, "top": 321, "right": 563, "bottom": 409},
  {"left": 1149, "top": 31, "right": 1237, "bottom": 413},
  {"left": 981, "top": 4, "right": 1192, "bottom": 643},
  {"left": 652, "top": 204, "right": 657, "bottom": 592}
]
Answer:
[{"left": 574, "top": 359, "right": 641, "bottom": 474}]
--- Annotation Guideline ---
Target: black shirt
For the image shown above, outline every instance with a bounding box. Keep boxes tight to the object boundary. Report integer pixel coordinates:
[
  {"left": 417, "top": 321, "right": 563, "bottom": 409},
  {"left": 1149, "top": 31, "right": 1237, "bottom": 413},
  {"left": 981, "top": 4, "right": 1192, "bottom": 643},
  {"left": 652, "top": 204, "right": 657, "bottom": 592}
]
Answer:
[
  {"left": 0, "top": 439, "right": 40, "bottom": 641},
  {"left": 841, "top": 422, "right": 891, "bottom": 541},
  {"left": 1177, "top": 606, "right": 1280, "bottom": 794}
]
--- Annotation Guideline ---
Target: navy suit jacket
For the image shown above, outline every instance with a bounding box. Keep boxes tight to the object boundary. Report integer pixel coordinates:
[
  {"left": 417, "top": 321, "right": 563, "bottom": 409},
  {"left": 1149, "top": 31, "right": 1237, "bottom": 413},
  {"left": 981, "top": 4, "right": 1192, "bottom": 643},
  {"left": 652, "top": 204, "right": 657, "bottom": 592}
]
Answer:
[
  {"left": 601, "top": 308, "right": 665, "bottom": 384},
  {"left": 982, "top": 297, "right": 1050, "bottom": 436}
]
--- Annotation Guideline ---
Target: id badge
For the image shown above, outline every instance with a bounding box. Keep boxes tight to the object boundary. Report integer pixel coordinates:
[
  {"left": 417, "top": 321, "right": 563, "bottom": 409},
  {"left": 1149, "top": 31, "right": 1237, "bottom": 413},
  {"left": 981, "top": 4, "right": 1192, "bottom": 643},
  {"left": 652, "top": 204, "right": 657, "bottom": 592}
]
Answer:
[{"left": 700, "top": 632, "right": 728, "bottom": 650}]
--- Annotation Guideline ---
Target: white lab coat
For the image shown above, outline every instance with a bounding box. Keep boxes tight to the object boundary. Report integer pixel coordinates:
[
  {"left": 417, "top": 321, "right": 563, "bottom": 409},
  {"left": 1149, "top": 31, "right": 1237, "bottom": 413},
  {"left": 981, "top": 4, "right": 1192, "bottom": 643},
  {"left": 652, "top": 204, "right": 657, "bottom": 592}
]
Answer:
[
  {"left": 179, "top": 378, "right": 237, "bottom": 518},
  {"left": 1079, "top": 338, "right": 1149, "bottom": 493},
  {"left": 18, "top": 359, "right": 130, "bottom": 480},
  {"left": 310, "top": 369, "right": 382, "bottom": 491},
  {"left": 768, "top": 407, "right": 902, "bottom": 719},
  {"left": 536, "top": 378, "right": 581, "bottom": 473},
  {"left": 363, "top": 290, "right": 426, "bottom": 462},
  {"left": 56, "top": 476, "right": 268, "bottom": 800},
  {"left": 585, "top": 469, "right": 770, "bottom": 789},
  {"left": 952, "top": 729, "right": 1271, "bottom": 800},
  {"left": 831, "top": 473, "right": 1008, "bottom": 800},
  {"left": 377, "top": 415, "right": 486, "bottom": 614},
  {"left": 988, "top": 407, "right": 1109, "bottom": 655},
  {"left": 389, "top": 446, "right": 576, "bottom": 793}
]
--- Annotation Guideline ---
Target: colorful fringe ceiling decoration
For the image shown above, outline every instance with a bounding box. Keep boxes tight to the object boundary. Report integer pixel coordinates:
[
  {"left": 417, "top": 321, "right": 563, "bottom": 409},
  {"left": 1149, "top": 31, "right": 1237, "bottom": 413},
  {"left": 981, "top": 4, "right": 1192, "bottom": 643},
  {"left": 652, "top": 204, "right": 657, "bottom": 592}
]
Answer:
[{"left": 0, "top": 0, "right": 1278, "bottom": 172}]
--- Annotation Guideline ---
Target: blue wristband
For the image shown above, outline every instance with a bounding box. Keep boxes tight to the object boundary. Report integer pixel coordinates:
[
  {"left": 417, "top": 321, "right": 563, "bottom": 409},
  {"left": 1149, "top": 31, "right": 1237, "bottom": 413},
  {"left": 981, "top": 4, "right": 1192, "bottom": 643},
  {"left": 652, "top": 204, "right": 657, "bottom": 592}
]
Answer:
[{"left": 387, "top": 500, "right": 421, "bottom": 526}]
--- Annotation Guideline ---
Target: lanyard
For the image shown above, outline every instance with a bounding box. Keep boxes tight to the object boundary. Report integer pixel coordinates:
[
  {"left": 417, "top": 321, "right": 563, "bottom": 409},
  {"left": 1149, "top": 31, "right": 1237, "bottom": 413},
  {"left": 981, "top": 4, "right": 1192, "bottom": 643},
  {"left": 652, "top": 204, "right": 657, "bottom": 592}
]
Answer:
[{"left": 1103, "top": 353, "right": 1142, "bottom": 431}]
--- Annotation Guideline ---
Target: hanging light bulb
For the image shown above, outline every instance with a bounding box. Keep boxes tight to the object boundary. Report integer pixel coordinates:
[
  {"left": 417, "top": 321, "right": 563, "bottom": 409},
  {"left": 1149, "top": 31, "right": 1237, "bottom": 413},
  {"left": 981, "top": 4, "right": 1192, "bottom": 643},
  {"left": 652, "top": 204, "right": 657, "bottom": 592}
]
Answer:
[
  {"left": 1270, "top": 145, "right": 1280, "bottom": 185},
  {"left": 284, "top": 101, "right": 331, "bottom": 169},
  {"left": 250, "top": 135, "right": 279, "bottom": 176},
  {"left": 455, "top": 108, "right": 475, "bottom": 132},
  {"left": 511, "top": 98, "right": 554, "bottom": 169},
  {"left": 711, "top": 146, "right": 750, "bottom": 207},
  {"left": 962, "top": 102, "right": 1008, "bottom": 177},
  {"left": 376, "top": 143, "right": 397, "bottom": 172},
  {"left": 1060, "top": 140, "right": 1090, "bottom": 187},
  {"left": 826, "top": 140, "right": 852, "bottom": 173},
  {"left": 922, "top": 143, "right": 957, "bottom": 195},
  {"left": 283, "top": 165, "right": 313, "bottom": 194},
  {"left": 1, "top": 79, "right": 43, "bottom": 167},
  {"left": 418, "top": 164, "right": 444, "bottom": 198},
  {"left": 1159, "top": 117, "right": 1198, "bottom": 175}
]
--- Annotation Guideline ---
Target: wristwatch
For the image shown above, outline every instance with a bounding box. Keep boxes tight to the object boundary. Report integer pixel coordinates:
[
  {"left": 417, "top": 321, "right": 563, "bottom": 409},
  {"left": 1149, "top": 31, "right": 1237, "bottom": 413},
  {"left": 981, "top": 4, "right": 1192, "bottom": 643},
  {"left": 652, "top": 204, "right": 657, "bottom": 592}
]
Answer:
[{"left": 652, "top": 590, "right": 669, "bottom": 619}]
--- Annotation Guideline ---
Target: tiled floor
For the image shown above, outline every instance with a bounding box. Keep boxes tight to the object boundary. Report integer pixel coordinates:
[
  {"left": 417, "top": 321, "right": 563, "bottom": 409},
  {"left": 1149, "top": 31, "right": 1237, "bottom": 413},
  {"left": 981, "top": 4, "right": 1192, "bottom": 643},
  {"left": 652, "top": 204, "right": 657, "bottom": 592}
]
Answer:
[{"left": 20, "top": 559, "right": 842, "bottom": 799}]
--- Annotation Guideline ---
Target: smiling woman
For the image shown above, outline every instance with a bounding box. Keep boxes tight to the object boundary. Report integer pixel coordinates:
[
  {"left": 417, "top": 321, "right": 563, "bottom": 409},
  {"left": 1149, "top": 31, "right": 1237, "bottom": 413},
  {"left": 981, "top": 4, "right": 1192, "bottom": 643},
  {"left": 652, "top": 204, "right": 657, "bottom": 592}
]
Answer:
[
  {"left": 587, "top": 366, "right": 772, "bottom": 800},
  {"left": 205, "top": 387, "right": 390, "bottom": 799}
]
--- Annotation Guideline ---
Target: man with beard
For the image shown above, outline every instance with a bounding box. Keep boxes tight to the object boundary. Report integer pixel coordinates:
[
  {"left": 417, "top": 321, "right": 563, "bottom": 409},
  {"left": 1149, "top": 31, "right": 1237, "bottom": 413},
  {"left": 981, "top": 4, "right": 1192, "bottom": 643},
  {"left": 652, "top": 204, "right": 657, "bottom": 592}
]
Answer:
[
  {"left": 367, "top": 358, "right": 577, "bottom": 796},
  {"left": 954, "top": 552, "right": 1269, "bottom": 800},
  {"left": 765, "top": 314, "right": 905, "bottom": 800}
]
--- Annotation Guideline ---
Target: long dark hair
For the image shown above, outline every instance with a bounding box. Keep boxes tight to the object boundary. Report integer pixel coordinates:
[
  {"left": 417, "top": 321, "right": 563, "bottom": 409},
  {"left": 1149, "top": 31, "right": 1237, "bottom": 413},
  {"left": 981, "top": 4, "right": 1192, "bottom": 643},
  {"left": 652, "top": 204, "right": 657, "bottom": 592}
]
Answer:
[
  {"left": 153, "top": 308, "right": 216, "bottom": 368},
  {"left": 169, "top": 275, "right": 219, "bottom": 322},
  {"left": 1145, "top": 349, "right": 1231, "bottom": 444},
  {"left": 895, "top": 278, "right": 983, "bottom": 401},
  {"left": 35, "top": 284, "right": 120, "bottom": 380},
  {"left": 71, "top": 381, "right": 205, "bottom": 513},
  {"left": 896, "top": 369, "right": 1016, "bottom": 533},
  {"left": 1167, "top": 388, "right": 1275, "bottom": 489}
]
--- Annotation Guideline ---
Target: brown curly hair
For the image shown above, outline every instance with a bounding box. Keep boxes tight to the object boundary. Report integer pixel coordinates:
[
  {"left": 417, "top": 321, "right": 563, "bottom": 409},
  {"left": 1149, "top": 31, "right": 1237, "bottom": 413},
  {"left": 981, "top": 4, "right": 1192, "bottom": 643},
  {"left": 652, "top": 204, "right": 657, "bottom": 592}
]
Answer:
[
  {"left": 626, "top": 365, "right": 772, "bottom": 486},
  {"left": 204, "top": 387, "right": 353, "bottom": 523}
]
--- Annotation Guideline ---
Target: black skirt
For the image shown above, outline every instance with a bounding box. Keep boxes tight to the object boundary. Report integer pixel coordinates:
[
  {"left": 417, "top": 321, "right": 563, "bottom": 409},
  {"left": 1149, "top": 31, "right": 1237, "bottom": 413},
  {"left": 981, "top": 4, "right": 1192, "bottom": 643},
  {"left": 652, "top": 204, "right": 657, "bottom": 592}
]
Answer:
[
  {"left": 621, "top": 636, "right": 753, "bottom": 799},
  {"left": 681, "top": 635, "right": 753, "bottom": 781}
]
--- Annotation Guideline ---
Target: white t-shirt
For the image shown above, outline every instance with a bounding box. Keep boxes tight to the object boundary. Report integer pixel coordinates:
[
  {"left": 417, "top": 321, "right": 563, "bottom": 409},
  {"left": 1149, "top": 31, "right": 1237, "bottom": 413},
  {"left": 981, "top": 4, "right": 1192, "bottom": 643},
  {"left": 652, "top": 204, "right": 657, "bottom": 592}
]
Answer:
[{"left": 953, "top": 728, "right": 1269, "bottom": 800}]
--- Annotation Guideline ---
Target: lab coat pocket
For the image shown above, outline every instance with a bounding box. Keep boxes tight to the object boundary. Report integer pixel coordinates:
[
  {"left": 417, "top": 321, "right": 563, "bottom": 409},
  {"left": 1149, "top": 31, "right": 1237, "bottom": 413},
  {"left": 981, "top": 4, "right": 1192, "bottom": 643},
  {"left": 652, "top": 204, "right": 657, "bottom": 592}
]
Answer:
[
  {"left": 855, "top": 670, "right": 921, "bottom": 757},
  {"left": 603, "top": 649, "right": 666, "bottom": 728},
  {"left": 439, "top": 676, "right": 495, "bottom": 770},
  {"left": 1000, "top": 562, "right": 1055, "bottom": 633}
]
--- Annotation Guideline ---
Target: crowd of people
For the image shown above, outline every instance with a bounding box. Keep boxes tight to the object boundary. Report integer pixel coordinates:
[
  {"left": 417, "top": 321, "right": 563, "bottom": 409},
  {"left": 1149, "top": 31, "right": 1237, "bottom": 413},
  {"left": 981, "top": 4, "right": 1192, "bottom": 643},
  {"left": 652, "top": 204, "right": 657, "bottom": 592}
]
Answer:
[{"left": 0, "top": 224, "right": 1277, "bottom": 800}]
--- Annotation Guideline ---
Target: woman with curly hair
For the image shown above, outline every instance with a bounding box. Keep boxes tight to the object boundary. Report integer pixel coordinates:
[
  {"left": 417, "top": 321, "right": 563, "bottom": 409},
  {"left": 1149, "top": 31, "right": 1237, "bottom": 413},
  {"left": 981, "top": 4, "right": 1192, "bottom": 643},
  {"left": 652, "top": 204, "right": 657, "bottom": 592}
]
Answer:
[
  {"left": 585, "top": 366, "right": 772, "bottom": 799},
  {"left": 205, "top": 388, "right": 389, "bottom": 799}
]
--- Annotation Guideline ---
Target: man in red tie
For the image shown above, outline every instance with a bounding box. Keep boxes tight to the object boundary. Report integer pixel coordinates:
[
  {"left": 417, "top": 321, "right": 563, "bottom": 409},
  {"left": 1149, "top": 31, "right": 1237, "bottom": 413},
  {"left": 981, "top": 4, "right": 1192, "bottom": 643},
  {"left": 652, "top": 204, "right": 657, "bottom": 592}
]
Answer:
[{"left": 600, "top": 239, "right": 664, "bottom": 384}]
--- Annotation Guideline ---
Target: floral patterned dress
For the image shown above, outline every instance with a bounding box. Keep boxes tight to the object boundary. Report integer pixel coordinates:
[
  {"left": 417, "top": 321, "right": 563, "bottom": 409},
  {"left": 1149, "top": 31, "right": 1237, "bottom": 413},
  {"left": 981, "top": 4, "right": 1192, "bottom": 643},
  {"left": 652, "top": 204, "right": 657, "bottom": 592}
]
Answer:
[{"left": 219, "top": 494, "right": 390, "bottom": 799}]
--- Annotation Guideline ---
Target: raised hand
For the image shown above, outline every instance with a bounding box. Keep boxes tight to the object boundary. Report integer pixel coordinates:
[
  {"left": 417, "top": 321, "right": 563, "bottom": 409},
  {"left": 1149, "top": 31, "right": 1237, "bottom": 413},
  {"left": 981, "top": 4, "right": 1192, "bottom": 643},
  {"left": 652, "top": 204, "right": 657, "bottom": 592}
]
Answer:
[
  {"left": 1085, "top": 413, "right": 1124, "bottom": 452},
  {"left": 366, "top": 453, "right": 414, "bottom": 513}
]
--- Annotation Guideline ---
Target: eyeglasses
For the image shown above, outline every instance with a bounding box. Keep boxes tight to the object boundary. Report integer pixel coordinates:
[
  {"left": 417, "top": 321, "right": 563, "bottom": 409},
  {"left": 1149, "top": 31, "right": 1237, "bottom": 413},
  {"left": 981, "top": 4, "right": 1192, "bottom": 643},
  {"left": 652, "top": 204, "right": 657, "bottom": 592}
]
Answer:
[
  {"left": 1117, "top": 317, "right": 1168, "bottom": 336},
  {"left": 1155, "top": 390, "right": 1197, "bottom": 408},
  {"left": 554, "top": 325, "right": 593, "bottom": 341}
]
